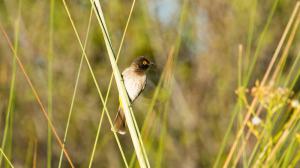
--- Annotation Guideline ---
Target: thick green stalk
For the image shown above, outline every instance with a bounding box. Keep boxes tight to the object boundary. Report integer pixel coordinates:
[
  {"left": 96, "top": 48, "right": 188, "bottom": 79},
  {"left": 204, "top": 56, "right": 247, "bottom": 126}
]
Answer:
[
  {"left": 90, "top": 1, "right": 149, "bottom": 167},
  {"left": 88, "top": 0, "right": 136, "bottom": 167},
  {"left": 61, "top": 1, "right": 129, "bottom": 166}
]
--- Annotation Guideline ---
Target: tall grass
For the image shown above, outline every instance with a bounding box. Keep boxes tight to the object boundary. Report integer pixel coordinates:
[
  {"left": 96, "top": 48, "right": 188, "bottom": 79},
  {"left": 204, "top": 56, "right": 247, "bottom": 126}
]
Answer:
[
  {"left": 0, "top": 148, "right": 14, "bottom": 168},
  {"left": 215, "top": 1, "right": 300, "bottom": 167},
  {"left": 57, "top": 6, "right": 93, "bottom": 168},
  {"left": 89, "top": 1, "right": 149, "bottom": 167},
  {"left": 47, "top": 0, "right": 55, "bottom": 167},
  {"left": 2, "top": 0, "right": 300, "bottom": 167},
  {"left": 0, "top": 1, "right": 20, "bottom": 167},
  {"left": 88, "top": 0, "right": 136, "bottom": 167},
  {"left": 61, "top": 0, "right": 132, "bottom": 167},
  {"left": 0, "top": 12, "right": 75, "bottom": 168}
]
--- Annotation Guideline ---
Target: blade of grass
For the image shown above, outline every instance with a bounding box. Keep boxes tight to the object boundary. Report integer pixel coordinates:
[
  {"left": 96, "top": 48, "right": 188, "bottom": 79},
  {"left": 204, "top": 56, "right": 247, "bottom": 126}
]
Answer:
[
  {"left": 259, "top": 1, "right": 299, "bottom": 86},
  {"left": 287, "top": 125, "right": 300, "bottom": 167},
  {"left": 270, "top": 9, "right": 300, "bottom": 83},
  {"left": 155, "top": 101, "right": 169, "bottom": 168},
  {"left": 278, "top": 130, "right": 298, "bottom": 167},
  {"left": 0, "top": 19, "right": 75, "bottom": 168},
  {"left": 57, "top": 5, "right": 93, "bottom": 168},
  {"left": 290, "top": 64, "right": 300, "bottom": 88},
  {"left": 245, "top": 0, "right": 257, "bottom": 73},
  {"left": 247, "top": 136, "right": 263, "bottom": 167},
  {"left": 264, "top": 109, "right": 300, "bottom": 164},
  {"left": 0, "top": 24, "right": 16, "bottom": 168},
  {"left": 25, "top": 139, "right": 33, "bottom": 168},
  {"left": 88, "top": 0, "right": 136, "bottom": 167},
  {"left": 0, "top": 1, "right": 20, "bottom": 166},
  {"left": 155, "top": 50, "right": 174, "bottom": 168},
  {"left": 61, "top": 0, "right": 129, "bottom": 167},
  {"left": 221, "top": 2, "right": 300, "bottom": 167},
  {"left": 243, "top": 0, "right": 280, "bottom": 86},
  {"left": 90, "top": 1, "right": 149, "bottom": 167},
  {"left": 129, "top": 49, "right": 172, "bottom": 167},
  {"left": 235, "top": 62, "right": 300, "bottom": 168},
  {"left": 251, "top": 105, "right": 300, "bottom": 167},
  {"left": 130, "top": 0, "right": 189, "bottom": 167},
  {"left": 233, "top": 44, "right": 248, "bottom": 168},
  {"left": 47, "top": 0, "right": 55, "bottom": 167},
  {"left": 0, "top": 148, "right": 14, "bottom": 168},
  {"left": 129, "top": 0, "right": 188, "bottom": 164},
  {"left": 284, "top": 51, "right": 300, "bottom": 87},
  {"left": 128, "top": 0, "right": 188, "bottom": 165},
  {"left": 142, "top": 47, "right": 174, "bottom": 139},
  {"left": 32, "top": 140, "right": 37, "bottom": 168}
]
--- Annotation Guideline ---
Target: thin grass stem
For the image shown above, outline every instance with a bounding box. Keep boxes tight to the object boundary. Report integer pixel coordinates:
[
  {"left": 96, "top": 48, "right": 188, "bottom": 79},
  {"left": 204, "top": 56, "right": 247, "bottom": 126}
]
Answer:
[
  {"left": 0, "top": 18, "right": 75, "bottom": 168},
  {"left": 0, "top": 1, "right": 21, "bottom": 166},
  {"left": 57, "top": 5, "right": 94, "bottom": 168},
  {"left": 47, "top": 0, "right": 55, "bottom": 167},
  {"left": 88, "top": 0, "right": 136, "bottom": 167},
  {"left": 89, "top": 1, "right": 149, "bottom": 167},
  {"left": 62, "top": 0, "right": 129, "bottom": 166},
  {"left": 221, "top": 3, "right": 300, "bottom": 167},
  {"left": 0, "top": 148, "right": 14, "bottom": 168}
]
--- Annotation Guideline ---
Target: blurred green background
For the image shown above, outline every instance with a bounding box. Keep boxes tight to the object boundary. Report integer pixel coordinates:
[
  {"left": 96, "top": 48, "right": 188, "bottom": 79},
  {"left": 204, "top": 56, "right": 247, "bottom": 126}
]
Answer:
[{"left": 0, "top": 0, "right": 299, "bottom": 167}]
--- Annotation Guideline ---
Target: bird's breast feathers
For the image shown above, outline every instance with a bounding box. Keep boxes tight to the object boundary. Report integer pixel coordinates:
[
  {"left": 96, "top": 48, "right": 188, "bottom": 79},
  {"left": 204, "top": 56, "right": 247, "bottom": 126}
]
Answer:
[{"left": 122, "top": 68, "right": 146, "bottom": 101}]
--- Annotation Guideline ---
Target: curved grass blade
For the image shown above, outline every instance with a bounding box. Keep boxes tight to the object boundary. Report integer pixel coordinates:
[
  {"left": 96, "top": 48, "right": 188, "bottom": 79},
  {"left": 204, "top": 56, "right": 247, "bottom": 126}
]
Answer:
[{"left": 90, "top": 1, "right": 150, "bottom": 167}]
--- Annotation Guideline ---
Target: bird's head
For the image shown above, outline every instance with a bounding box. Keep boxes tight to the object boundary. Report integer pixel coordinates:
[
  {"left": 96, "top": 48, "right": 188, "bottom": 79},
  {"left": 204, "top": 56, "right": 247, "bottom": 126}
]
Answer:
[{"left": 132, "top": 56, "right": 154, "bottom": 71}]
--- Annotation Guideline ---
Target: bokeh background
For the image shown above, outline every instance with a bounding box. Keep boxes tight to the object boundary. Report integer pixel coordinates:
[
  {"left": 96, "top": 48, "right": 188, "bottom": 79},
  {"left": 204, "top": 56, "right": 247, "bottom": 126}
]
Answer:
[{"left": 0, "top": 0, "right": 299, "bottom": 167}]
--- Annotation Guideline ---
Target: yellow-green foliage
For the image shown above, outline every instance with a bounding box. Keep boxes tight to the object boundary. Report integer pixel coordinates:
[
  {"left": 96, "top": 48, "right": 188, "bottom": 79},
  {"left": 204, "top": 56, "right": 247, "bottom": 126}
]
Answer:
[{"left": 1, "top": 0, "right": 300, "bottom": 168}]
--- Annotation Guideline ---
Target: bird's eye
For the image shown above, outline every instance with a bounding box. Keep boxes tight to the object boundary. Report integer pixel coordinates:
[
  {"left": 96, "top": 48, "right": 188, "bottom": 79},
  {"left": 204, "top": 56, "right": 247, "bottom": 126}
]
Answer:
[{"left": 143, "top": 60, "right": 147, "bottom": 65}]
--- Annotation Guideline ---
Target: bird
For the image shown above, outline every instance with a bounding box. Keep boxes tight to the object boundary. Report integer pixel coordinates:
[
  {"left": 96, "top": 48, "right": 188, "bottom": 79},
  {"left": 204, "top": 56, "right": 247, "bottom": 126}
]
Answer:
[{"left": 112, "top": 56, "right": 154, "bottom": 135}]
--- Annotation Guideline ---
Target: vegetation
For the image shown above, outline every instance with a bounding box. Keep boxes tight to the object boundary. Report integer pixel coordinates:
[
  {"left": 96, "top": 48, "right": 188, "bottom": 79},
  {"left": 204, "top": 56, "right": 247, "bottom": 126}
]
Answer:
[{"left": 0, "top": 0, "right": 300, "bottom": 167}]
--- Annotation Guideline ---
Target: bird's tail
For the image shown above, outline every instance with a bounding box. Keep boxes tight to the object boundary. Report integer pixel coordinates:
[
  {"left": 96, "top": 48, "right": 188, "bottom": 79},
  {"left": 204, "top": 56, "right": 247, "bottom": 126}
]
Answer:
[{"left": 112, "top": 107, "right": 126, "bottom": 135}]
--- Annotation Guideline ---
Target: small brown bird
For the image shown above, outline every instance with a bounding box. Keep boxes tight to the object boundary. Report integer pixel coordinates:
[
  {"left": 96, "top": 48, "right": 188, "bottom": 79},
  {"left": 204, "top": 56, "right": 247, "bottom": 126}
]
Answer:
[{"left": 112, "top": 56, "right": 153, "bottom": 134}]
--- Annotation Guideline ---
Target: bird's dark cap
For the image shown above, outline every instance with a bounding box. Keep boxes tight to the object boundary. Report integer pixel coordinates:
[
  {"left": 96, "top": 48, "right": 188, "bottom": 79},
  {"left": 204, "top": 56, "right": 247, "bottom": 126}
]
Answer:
[{"left": 133, "top": 56, "right": 154, "bottom": 71}]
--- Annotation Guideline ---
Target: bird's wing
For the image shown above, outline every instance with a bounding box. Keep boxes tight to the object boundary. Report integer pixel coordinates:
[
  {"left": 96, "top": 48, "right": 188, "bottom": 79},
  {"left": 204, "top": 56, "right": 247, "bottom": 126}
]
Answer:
[
  {"left": 121, "top": 68, "right": 133, "bottom": 102},
  {"left": 122, "top": 68, "right": 146, "bottom": 102},
  {"left": 130, "top": 75, "right": 147, "bottom": 103},
  {"left": 136, "top": 76, "right": 146, "bottom": 99}
]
